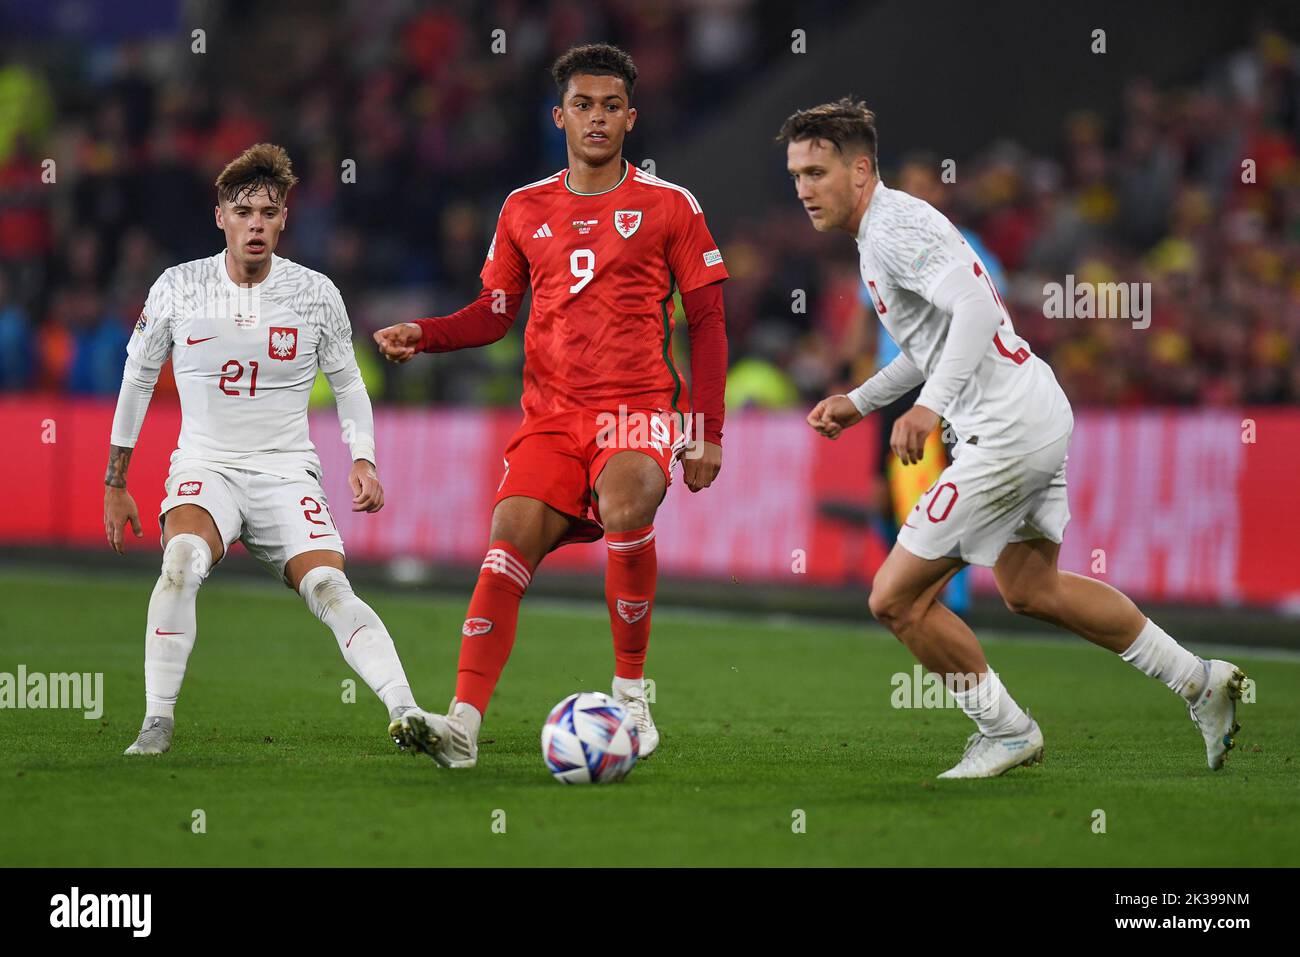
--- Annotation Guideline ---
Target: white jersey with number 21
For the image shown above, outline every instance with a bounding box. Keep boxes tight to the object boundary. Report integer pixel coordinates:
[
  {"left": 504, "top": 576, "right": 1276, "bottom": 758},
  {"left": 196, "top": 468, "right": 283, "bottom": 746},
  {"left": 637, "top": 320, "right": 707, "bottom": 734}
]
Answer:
[{"left": 119, "top": 251, "right": 358, "bottom": 478}]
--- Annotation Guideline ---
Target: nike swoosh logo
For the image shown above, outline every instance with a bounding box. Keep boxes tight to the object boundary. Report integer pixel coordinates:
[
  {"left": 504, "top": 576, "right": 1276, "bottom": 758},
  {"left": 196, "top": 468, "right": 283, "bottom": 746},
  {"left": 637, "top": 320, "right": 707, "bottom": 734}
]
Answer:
[
  {"left": 308, "top": 532, "right": 334, "bottom": 539},
  {"left": 346, "top": 626, "right": 363, "bottom": 648},
  {"left": 186, "top": 336, "right": 218, "bottom": 345},
  {"left": 154, "top": 628, "right": 185, "bottom": 636}
]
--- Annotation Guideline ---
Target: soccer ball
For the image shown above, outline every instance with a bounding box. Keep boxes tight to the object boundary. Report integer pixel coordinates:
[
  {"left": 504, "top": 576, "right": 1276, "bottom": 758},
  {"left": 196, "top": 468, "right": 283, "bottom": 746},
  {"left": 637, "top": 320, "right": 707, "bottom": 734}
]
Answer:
[{"left": 541, "top": 692, "right": 640, "bottom": 784}]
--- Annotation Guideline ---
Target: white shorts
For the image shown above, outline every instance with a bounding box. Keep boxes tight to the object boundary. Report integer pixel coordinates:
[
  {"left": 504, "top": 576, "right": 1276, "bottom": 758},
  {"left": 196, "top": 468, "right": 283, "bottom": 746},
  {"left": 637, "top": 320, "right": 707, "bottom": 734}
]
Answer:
[
  {"left": 896, "top": 432, "right": 1071, "bottom": 568},
  {"left": 158, "top": 461, "right": 345, "bottom": 583}
]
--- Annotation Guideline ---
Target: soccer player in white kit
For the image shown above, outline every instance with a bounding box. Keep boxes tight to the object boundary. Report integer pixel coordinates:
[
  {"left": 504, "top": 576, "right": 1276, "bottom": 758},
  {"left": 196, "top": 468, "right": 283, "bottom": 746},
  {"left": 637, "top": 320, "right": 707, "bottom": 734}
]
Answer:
[
  {"left": 103, "top": 144, "right": 438, "bottom": 757},
  {"left": 781, "top": 100, "right": 1245, "bottom": 778}
]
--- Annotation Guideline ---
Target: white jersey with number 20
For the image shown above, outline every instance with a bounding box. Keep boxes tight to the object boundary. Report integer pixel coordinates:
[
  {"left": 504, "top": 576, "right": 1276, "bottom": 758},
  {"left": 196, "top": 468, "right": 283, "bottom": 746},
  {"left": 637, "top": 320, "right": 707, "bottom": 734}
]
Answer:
[{"left": 856, "top": 184, "right": 1072, "bottom": 454}]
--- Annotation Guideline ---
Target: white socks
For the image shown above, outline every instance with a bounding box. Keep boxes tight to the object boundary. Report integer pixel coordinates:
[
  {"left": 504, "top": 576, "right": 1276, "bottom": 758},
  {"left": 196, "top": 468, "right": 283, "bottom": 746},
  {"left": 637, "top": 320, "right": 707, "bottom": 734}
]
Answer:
[
  {"left": 143, "top": 545, "right": 417, "bottom": 721},
  {"left": 947, "top": 669, "right": 1033, "bottom": 738},
  {"left": 942, "top": 620, "right": 1202, "bottom": 741},
  {"left": 298, "top": 566, "right": 416, "bottom": 718},
  {"left": 452, "top": 699, "right": 483, "bottom": 737},
  {"left": 612, "top": 675, "right": 645, "bottom": 697},
  {"left": 1121, "top": 618, "right": 1206, "bottom": 701},
  {"left": 143, "top": 534, "right": 211, "bottom": 719}
]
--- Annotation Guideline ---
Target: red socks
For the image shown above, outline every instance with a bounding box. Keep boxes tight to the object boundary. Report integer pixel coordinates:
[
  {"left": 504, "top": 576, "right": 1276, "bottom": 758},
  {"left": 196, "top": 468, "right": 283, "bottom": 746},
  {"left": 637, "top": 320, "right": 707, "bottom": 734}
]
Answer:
[
  {"left": 454, "top": 527, "right": 657, "bottom": 710},
  {"left": 454, "top": 541, "right": 533, "bottom": 715},
  {"left": 605, "top": 525, "right": 657, "bottom": 679}
]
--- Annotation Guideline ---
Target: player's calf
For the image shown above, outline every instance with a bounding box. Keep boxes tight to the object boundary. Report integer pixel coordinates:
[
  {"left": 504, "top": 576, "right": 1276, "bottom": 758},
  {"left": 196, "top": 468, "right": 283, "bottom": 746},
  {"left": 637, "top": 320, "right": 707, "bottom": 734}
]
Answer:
[
  {"left": 604, "top": 525, "right": 655, "bottom": 635},
  {"left": 452, "top": 539, "right": 536, "bottom": 722},
  {"left": 997, "top": 544, "right": 1244, "bottom": 769},
  {"left": 128, "top": 533, "right": 211, "bottom": 754},
  {"left": 127, "top": 534, "right": 209, "bottom": 754},
  {"left": 297, "top": 565, "right": 418, "bottom": 721}
]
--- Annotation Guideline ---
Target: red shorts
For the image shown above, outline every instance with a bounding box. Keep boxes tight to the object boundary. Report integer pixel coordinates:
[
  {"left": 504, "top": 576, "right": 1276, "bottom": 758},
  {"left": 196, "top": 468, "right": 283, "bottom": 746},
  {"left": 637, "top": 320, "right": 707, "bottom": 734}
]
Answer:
[{"left": 495, "top": 407, "right": 688, "bottom": 549}]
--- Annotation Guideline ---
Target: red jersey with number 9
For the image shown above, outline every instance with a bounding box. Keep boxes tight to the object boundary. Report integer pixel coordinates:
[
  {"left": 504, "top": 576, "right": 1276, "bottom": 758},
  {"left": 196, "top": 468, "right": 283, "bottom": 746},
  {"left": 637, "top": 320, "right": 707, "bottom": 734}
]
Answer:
[{"left": 480, "top": 161, "right": 729, "bottom": 419}]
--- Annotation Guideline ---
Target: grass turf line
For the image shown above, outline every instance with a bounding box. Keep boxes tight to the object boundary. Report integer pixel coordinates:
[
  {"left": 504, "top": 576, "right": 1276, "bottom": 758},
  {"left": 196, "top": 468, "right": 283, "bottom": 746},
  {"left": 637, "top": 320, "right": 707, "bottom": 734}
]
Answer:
[{"left": 1, "top": 570, "right": 1295, "bottom": 866}]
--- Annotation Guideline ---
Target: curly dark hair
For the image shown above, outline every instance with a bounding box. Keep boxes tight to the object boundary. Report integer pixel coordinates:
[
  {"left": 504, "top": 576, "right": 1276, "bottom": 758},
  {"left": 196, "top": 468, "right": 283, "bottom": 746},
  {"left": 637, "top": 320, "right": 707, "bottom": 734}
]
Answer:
[
  {"left": 776, "top": 97, "right": 878, "bottom": 172},
  {"left": 550, "top": 43, "right": 637, "bottom": 101}
]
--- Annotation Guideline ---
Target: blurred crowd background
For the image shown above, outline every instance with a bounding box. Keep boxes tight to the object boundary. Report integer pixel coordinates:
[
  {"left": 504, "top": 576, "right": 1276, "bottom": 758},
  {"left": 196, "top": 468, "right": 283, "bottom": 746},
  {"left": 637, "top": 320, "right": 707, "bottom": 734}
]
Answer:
[{"left": 1, "top": 0, "right": 1298, "bottom": 411}]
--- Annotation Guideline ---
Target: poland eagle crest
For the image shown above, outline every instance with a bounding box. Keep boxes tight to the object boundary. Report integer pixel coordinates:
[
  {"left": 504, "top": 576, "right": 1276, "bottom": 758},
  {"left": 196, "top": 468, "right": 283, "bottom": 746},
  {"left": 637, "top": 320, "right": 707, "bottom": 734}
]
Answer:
[
  {"left": 268, "top": 327, "right": 297, "bottom": 360},
  {"left": 614, "top": 210, "right": 643, "bottom": 239}
]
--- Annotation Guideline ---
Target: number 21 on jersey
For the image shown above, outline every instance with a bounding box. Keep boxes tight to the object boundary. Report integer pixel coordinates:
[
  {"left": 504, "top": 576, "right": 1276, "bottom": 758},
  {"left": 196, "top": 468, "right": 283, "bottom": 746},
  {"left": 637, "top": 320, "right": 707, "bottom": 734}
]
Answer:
[{"left": 219, "top": 359, "right": 259, "bottom": 396}]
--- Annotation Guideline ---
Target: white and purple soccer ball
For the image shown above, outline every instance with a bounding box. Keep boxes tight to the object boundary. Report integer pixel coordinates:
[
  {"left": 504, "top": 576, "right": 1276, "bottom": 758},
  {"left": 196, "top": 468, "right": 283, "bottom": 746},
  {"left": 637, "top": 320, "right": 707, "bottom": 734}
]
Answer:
[{"left": 541, "top": 692, "right": 640, "bottom": 784}]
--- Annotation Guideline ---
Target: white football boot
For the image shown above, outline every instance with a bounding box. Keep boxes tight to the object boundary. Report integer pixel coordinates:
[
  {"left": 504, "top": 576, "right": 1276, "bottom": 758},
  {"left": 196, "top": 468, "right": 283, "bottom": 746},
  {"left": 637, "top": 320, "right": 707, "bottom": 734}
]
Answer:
[
  {"left": 124, "top": 715, "right": 174, "bottom": 755},
  {"left": 612, "top": 677, "right": 659, "bottom": 758},
  {"left": 1188, "top": 659, "right": 1246, "bottom": 770},
  {"left": 389, "top": 699, "right": 479, "bottom": 768},
  {"left": 937, "top": 717, "right": 1044, "bottom": 779}
]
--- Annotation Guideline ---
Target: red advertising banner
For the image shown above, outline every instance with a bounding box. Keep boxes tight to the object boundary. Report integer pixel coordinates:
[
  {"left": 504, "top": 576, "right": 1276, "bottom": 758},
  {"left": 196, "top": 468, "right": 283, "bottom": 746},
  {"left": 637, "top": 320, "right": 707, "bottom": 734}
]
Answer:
[{"left": 3, "top": 396, "right": 1295, "bottom": 606}]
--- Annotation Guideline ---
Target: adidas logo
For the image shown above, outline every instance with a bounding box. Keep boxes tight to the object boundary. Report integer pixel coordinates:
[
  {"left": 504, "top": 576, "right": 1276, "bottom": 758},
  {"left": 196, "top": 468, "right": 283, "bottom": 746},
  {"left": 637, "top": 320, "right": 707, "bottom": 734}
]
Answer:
[{"left": 532, "top": 223, "right": 553, "bottom": 239}]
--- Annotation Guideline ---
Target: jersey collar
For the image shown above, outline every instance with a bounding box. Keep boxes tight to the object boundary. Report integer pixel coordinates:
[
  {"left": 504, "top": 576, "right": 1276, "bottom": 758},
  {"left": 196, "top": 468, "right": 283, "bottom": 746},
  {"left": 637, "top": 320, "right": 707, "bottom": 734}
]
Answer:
[
  {"left": 218, "top": 249, "right": 278, "bottom": 291},
  {"left": 855, "top": 180, "right": 884, "bottom": 246},
  {"left": 563, "top": 159, "right": 629, "bottom": 196}
]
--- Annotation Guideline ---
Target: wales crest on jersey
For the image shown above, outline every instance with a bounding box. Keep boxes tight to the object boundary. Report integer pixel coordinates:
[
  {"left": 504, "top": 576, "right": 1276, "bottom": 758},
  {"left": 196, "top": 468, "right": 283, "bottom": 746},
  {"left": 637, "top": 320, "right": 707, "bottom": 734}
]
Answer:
[{"left": 614, "top": 210, "right": 643, "bottom": 239}]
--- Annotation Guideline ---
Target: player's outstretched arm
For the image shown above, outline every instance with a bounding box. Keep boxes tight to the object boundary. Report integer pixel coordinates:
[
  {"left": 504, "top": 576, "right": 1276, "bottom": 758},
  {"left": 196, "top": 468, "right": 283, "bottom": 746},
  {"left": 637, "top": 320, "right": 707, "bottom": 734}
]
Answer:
[
  {"left": 371, "top": 322, "right": 421, "bottom": 363},
  {"left": 809, "top": 353, "right": 925, "bottom": 441},
  {"left": 807, "top": 395, "right": 863, "bottom": 440},
  {"left": 374, "top": 288, "right": 523, "bottom": 363}
]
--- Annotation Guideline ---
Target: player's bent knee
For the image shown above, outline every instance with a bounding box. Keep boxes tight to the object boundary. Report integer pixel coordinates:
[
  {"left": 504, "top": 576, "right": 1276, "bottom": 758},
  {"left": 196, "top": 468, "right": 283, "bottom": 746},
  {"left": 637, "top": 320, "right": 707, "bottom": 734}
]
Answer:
[
  {"left": 159, "top": 533, "right": 212, "bottom": 594},
  {"left": 298, "top": 565, "right": 353, "bottom": 616},
  {"left": 868, "top": 586, "right": 918, "bottom": 635},
  {"left": 1001, "top": 588, "right": 1054, "bottom": 619},
  {"left": 599, "top": 500, "right": 656, "bottom": 533},
  {"left": 162, "top": 504, "right": 224, "bottom": 563},
  {"left": 490, "top": 497, "right": 564, "bottom": 563}
]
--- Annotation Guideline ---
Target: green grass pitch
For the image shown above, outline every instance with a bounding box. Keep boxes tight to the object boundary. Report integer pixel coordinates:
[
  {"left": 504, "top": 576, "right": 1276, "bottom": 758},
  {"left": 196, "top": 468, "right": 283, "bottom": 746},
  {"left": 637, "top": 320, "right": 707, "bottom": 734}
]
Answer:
[{"left": 1, "top": 567, "right": 1296, "bottom": 867}]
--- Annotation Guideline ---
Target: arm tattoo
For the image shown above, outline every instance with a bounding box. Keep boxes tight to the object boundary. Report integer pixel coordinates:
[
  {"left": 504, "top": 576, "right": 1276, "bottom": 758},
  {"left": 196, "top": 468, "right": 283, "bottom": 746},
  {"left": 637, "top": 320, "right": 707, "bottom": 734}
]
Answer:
[{"left": 105, "top": 445, "right": 132, "bottom": 488}]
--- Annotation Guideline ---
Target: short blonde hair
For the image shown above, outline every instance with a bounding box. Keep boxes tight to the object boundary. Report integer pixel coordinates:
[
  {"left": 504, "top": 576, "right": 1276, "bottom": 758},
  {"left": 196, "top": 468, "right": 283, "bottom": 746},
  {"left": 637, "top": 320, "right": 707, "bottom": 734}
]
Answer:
[{"left": 215, "top": 143, "right": 298, "bottom": 205}]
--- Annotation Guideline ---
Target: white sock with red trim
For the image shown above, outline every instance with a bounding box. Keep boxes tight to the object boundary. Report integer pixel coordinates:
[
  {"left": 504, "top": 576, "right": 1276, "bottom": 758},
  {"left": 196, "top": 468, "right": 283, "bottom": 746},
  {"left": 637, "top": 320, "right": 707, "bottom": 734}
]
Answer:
[
  {"left": 298, "top": 566, "right": 416, "bottom": 718},
  {"left": 143, "top": 534, "right": 210, "bottom": 719}
]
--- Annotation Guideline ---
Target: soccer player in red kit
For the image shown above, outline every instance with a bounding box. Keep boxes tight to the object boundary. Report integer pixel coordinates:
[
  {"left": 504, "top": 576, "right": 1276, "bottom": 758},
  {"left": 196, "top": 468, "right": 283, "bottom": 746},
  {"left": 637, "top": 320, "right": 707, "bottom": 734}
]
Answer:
[{"left": 374, "top": 44, "right": 729, "bottom": 768}]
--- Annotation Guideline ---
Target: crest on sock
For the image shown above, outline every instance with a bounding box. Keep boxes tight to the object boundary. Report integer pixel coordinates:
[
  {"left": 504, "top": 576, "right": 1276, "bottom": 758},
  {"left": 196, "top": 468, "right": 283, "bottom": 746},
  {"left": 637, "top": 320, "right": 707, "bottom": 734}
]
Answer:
[
  {"left": 616, "top": 598, "right": 649, "bottom": 624},
  {"left": 462, "top": 617, "right": 494, "bottom": 637}
]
